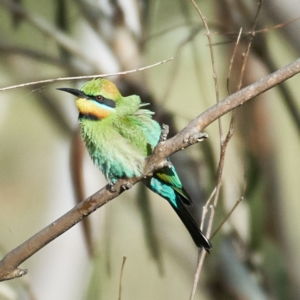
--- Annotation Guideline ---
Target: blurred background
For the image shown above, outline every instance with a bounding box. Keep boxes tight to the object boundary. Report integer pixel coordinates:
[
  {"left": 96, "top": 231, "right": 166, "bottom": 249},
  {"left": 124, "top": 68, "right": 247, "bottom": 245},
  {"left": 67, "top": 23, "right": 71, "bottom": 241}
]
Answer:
[{"left": 0, "top": 0, "right": 300, "bottom": 299}]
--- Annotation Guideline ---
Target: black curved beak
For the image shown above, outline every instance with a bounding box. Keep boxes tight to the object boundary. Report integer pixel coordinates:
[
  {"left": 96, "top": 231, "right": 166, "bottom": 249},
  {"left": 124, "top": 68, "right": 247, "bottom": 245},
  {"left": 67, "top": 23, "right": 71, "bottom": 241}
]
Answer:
[{"left": 57, "top": 88, "right": 87, "bottom": 98}]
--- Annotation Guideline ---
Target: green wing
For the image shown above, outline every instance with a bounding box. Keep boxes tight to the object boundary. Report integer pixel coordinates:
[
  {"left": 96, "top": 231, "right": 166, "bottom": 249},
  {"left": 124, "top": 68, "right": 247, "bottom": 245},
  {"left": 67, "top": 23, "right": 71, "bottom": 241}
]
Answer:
[{"left": 155, "top": 165, "right": 192, "bottom": 205}]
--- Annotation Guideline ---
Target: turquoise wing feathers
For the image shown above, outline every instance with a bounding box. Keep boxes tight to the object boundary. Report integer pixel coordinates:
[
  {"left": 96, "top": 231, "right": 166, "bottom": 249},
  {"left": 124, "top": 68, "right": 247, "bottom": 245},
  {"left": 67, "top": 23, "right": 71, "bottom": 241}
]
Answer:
[{"left": 57, "top": 79, "right": 212, "bottom": 251}]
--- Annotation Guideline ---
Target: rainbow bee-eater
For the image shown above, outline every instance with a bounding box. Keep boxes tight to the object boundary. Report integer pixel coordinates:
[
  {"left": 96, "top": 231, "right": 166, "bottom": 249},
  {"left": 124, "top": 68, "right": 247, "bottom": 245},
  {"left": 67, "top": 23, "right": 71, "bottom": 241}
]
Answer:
[{"left": 58, "top": 79, "right": 211, "bottom": 251}]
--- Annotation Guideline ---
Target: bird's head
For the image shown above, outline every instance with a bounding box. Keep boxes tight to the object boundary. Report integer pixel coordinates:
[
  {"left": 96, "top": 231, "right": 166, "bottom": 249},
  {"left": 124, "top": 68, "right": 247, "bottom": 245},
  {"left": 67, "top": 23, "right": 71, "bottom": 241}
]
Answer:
[{"left": 57, "top": 79, "right": 122, "bottom": 120}]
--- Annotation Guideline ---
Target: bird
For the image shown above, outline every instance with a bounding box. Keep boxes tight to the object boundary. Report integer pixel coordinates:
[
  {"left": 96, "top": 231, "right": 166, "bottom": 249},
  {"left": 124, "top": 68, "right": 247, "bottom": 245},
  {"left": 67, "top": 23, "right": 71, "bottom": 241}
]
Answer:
[{"left": 57, "top": 79, "right": 212, "bottom": 251}]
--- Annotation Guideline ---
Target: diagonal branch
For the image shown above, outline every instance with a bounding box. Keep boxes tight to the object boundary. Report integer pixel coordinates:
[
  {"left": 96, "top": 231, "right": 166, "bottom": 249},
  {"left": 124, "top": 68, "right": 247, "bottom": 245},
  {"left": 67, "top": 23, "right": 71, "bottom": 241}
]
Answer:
[{"left": 0, "top": 57, "right": 299, "bottom": 281}]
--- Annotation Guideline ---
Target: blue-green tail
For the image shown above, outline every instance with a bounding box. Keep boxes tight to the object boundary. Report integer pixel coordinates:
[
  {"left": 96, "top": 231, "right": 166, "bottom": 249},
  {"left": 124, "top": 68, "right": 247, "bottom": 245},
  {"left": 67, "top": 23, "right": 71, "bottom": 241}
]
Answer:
[{"left": 144, "top": 167, "right": 212, "bottom": 251}]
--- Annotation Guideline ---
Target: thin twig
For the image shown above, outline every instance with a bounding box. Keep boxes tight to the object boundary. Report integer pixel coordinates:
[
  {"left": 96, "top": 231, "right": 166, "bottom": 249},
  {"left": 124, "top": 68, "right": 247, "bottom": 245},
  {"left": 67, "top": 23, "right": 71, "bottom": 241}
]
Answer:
[
  {"left": 189, "top": 1, "right": 222, "bottom": 295},
  {"left": 213, "top": 0, "right": 262, "bottom": 210},
  {"left": 213, "top": 0, "right": 263, "bottom": 212},
  {"left": 237, "top": 0, "right": 262, "bottom": 90},
  {"left": 190, "top": 1, "right": 263, "bottom": 294},
  {"left": 189, "top": 205, "right": 214, "bottom": 300},
  {"left": 213, "top": 0, "right": 262, "bottom": 206},
  {"left": 213, "top": 111, "right": 236, "bottom": 208},
  {"left": 118, "top": 256, "right": 127, "bottom": 300},
  {"left": 0, "top": 58, "right": 173, "bottom": 91},
  {"left": 211, "top": 197, "right": 243, "bottom": 239},
  {"left": 213, "top": 0, "right": 263, "bottom": 207},
  {"left": 227, "top": 28, "right": 243, "bottom": 94},
  {"left": 200, "top": 187, "right": 216, "bottom": 231},
  {"left": 211, "top": 175, "right": 247, "bottom": 239},
  {"left": 213, "top": 15, "right": 300, "bottom": 37},
  {"left": 190, "top": 0, "right": 221, "bottom": 136}
]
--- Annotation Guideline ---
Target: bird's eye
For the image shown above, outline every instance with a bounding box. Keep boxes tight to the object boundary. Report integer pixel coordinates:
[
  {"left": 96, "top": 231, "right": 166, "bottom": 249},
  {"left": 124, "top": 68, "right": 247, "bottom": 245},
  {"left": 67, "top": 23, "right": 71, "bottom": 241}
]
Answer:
[{"left": 95, "top": 95, "right": 103, "bottom": 101}]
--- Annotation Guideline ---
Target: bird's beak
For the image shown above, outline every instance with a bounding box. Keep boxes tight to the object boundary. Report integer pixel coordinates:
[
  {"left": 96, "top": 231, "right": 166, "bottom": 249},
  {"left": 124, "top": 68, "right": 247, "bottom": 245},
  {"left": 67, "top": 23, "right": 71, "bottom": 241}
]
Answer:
[{"left": 57, "top": 88, "right": 87, "bottom": 98}]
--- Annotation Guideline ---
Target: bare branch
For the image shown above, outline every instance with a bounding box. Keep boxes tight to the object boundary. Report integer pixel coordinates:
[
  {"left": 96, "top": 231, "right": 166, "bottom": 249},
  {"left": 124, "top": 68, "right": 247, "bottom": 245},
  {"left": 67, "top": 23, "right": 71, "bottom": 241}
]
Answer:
[{"left": 0, "top": 58, "right": 173, "bottom": 91}]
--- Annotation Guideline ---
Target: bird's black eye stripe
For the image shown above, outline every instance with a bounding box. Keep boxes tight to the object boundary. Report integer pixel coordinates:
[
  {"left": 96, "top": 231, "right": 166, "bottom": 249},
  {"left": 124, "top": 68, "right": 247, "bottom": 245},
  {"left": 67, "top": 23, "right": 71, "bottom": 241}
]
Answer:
[{"left": 88, "top": 95, "right": 116, "bottom": 108}]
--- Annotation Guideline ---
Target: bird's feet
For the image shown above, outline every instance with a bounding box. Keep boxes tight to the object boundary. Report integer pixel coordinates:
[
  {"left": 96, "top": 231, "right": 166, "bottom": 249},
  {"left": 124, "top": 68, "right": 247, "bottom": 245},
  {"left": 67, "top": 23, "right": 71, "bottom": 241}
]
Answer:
[
  {"left": 107, "top": 180, "right": 133, "bottom": 192},
  {"left": 108, "top": 181, "right": 117, "bottom": 192},
  {"left": 122, "top": 182, "right": 133, "bottom": 190}
]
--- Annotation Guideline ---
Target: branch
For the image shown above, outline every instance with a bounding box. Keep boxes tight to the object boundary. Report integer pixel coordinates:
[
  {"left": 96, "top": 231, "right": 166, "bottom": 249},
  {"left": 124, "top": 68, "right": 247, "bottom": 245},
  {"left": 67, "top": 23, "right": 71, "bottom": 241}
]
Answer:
[
  {"left": 0, "top": 58, "right": 299, "bottom": 281},
  {"left": 167, "top": 57, "right": 300, "bottom": 156},
  {"left": 0, "top": 58, "right": 173, "bottom": 91}
]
